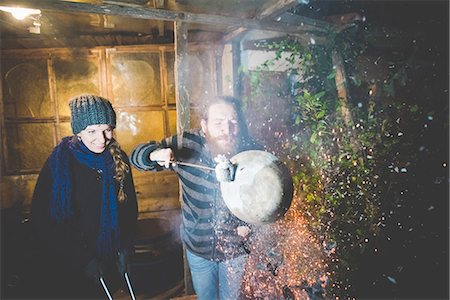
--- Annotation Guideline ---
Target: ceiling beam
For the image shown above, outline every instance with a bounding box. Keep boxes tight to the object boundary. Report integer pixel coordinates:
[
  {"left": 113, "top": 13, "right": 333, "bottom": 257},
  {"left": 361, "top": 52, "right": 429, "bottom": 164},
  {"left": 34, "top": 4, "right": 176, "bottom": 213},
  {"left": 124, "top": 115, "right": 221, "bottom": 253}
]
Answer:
[
  {"left": 153, "top": 0, "right": 165, "bottom": 36},
  {"left": 222, "top": 0, "right": 332, "bottom": 43},
  {"left": 0, "top": 0, "right": 331, "bottom": 35},
  {"left": 256, "top": 0, "right": 299, "bottom": 20}
]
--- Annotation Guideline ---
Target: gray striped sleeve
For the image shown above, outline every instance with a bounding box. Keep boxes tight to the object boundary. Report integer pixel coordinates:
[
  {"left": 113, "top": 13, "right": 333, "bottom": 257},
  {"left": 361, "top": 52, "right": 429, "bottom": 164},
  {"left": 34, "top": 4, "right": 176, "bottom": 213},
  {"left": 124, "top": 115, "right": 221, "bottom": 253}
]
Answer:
[{"left": 130, "top": 141, "right": 161, "bottom": 171}]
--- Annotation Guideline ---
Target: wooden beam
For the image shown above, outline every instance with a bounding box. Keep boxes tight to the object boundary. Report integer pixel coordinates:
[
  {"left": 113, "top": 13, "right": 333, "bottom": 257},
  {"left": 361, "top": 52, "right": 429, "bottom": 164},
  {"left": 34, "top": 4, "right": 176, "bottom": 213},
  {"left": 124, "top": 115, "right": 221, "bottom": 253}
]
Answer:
[
  {"left": 174, "top": 20, "right": 189, "bottom": 133},
  {"left": 0, "top": 62, "right": 4, "bottom": 178},
  {"left": 214, "top": 45, "right": 224, "bottom": 95},
  {"left": 153, "top": 0, "right": 164, "bottom": 8},
  {"left": 174, "top": 21, "right": 193, "bottom": 296},
  {"left": 332, "top": 50, "right": 360, "bottom": 152},
  {"left": 332, "top": 50, "right": 352, "bottom": 127},
  {"left": 0, "top": 0, "right": 331, "bottom": 34},
  {"left": 222, "top": 27, "right": 247, "bottom": 43},
  {"left": 256, "top": 0, "right": 298, "bottom": 20},
  {"left": 153, "top": 0, "right": 165, "bottom": 36},
  {"left": 232, "top": 40, "right": 242, "bottom": 98},
  {"left": 157, "top": 21, "right": 165, "bottom": 37},
  {"left": 222, "top": 0, "right": 333, "bottom": 43}
]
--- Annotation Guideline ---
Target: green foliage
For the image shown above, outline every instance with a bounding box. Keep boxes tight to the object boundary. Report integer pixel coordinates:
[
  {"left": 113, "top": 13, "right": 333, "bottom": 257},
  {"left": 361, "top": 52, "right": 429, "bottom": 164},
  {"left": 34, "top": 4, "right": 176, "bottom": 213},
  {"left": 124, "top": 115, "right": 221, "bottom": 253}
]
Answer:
[{"left": 247, "top": 24, "right": 431, "bottom": 298}]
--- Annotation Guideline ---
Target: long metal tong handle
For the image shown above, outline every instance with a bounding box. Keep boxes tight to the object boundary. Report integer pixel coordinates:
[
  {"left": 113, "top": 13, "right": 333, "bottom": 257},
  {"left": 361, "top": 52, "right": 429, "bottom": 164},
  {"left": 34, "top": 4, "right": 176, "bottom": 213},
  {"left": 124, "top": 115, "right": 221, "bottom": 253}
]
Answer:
[
  {"left": 124, "top": 272, "right": 136, "bottom": 300},
  {"left": 156, "top": 160, "right": 215, "bottom": 171},
  {"left": 99, "top": 276, "right": 113, "bottom": 300},
  {"left": 100, "top": 273, "right": 136, "bottom": 300}
]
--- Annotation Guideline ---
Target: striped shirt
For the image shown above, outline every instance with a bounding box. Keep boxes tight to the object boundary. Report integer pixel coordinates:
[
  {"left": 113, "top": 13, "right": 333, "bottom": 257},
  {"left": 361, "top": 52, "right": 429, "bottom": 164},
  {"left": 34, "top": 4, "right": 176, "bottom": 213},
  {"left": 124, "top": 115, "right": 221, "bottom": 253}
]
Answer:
[{"left": 130, "top": 129, "right": 259, "bottom": 261}]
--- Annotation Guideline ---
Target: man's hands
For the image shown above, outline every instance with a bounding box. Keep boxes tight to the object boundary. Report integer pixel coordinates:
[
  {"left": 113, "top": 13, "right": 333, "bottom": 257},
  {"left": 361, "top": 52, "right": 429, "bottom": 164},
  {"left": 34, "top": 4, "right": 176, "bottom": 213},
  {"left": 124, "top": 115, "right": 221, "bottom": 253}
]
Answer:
[
  {"left": 150, "top": 148, "right": 175, "bottom": 168},
  {"left": 214, "top": 155, "right": 236, "bottom": 182}
]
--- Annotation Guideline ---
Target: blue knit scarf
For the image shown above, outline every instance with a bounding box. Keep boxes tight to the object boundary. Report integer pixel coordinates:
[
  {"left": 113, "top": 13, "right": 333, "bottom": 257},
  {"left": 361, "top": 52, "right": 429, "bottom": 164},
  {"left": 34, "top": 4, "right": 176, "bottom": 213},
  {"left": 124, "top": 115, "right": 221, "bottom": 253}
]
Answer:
[{"left": 49, "top": 136, "right": 119, "bottom": 258}]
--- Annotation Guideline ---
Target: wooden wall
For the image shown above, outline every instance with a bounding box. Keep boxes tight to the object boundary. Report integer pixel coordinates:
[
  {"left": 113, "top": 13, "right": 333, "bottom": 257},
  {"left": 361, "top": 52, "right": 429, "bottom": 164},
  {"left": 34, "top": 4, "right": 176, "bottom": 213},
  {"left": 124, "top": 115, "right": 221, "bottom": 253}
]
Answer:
[{"left": 0, "top": 43, "right": 219, "bottom": 221}]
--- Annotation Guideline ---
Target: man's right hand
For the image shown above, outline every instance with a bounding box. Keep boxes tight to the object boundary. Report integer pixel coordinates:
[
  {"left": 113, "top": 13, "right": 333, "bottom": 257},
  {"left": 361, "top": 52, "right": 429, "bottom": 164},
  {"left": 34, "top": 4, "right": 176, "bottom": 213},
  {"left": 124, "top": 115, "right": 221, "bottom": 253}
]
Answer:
[{"left": 150, "top": 148, "right": 175, "bottom": 168}]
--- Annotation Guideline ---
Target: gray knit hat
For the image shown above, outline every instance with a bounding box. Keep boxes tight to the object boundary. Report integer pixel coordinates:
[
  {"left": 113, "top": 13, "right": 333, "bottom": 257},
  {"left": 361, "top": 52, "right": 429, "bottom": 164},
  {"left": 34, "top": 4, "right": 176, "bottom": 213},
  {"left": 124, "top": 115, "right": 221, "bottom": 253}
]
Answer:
[{"left": 69, "top": 94, "right": 116, "bottom": 134}]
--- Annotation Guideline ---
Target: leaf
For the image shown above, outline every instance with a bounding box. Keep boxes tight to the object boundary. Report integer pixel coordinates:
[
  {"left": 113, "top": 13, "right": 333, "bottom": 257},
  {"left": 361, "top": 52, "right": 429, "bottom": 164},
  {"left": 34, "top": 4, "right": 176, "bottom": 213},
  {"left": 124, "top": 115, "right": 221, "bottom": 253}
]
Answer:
[
  {"left": 310, "top": 132, "right": 317, "bottom": 144},
  {"left": 327, "top": 70, "right": 336, "bottom": 80},
  {"left": 315, "top": 91, "right": 326, "bottom": 99},
  {"left": 316, "top": 110, "right": 326, "bottom": 119},
  {"left": 303, "top": 90, "right": 312, "bottom": 100}
]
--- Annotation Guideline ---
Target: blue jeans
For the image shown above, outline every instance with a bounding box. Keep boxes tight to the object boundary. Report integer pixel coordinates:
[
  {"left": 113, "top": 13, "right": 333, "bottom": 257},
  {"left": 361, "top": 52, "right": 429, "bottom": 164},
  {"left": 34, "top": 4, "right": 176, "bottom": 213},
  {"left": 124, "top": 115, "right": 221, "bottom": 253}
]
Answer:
[{"left": 186, "top": 250, "right": 247, "bottom": 300}]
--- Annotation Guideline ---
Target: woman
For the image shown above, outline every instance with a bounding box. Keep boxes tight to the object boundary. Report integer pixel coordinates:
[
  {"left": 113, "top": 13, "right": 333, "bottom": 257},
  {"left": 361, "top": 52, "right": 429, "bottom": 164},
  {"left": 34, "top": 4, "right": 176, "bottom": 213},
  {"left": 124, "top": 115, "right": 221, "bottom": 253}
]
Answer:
[{"left": 30, "top": 94, "right": 138, "bottom": 299}]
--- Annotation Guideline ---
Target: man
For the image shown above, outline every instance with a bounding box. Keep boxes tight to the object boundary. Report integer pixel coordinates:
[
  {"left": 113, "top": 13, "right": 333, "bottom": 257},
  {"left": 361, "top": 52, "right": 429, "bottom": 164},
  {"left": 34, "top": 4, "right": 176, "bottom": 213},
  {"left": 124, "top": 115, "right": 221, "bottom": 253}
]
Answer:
[{"left": 130, "top": 95, "right": 260, "bottom": 299}]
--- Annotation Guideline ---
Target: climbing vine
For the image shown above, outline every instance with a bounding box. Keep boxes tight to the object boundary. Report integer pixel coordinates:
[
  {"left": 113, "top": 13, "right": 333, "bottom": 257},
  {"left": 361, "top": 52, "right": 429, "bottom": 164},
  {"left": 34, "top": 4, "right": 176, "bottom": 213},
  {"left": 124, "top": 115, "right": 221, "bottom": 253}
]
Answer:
[{"left": 244, "top": 22, "right": 444, "bottom": 298}]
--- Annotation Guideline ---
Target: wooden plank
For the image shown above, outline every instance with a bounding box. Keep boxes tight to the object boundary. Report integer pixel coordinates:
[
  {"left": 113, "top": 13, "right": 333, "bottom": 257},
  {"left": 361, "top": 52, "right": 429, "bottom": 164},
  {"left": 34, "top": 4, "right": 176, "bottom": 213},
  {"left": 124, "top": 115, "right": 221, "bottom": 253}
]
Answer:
[
  {"left": 222, "top": 27, "right": 247, "bottom": 43},
  {"left": 256, "top": 0, "right": 298, "bottom": 20},
  {"left": 153, "top": 0, "right": 166, "bottom": 36},
  {"left": 277, "top": 11, "right": 331, "bottom": 28},
  {"left": 332, "top": 50, "right": 360, "bottom": 151},
  {"left": 214, "top": 45, "right": 224, "bottom": 95},
  {"left": 222, "top": 0, "right": 331, "bottom": 43},
  {"left": 0, "top": 62, "right": 4, "bottom": 178},
  {"left": 332, "top": 50, "right": 352, "bottom": 127},
  {"left": 174, "top": 20, "right": 190, "bottom": 133},
  {"left": 232, "top": 40, "right": 241, "bottom": 98},
  {"left": 153, "top": 0, "right": 165, "bottom": 8},
  {"left": 0, "top": 0, "right": 331, "bottom": 34},
  {"left": 173, "top": 20, "right": 193, "bottom": 296}
]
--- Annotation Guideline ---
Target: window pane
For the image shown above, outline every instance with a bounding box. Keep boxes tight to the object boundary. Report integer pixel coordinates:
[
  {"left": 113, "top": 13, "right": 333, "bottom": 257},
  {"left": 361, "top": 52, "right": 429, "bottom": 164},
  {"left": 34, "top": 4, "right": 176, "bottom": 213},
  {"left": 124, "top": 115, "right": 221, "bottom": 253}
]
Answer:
[
  {"left": 59, "top": 122, "right": 73, "bottom": 138},
  {"left": 167, "top": 109, "right": 177, "bottom": 136},
  {"left": 188, "top": 50, "right": 215, "bottom": 107},
  {"left": 5, "top": 123, "right": 55, "bottom": 172},
  {"left": 115, "top": 110, "right": 165, "bottom": 155},
  {"left": 2, "top": 58, "right": 52, "bottom": 118},
  {"left": 109, "top": 52, "right": 162, "bottom": 106},
  {"left": 167, "top": 109, "right": 201, "bottom": 135},
  {"left": 53, "top": 55, "right": 101, "bottom": 117},
  {"left": 165, "top": 51, "right": 176, "bottom": 104}
]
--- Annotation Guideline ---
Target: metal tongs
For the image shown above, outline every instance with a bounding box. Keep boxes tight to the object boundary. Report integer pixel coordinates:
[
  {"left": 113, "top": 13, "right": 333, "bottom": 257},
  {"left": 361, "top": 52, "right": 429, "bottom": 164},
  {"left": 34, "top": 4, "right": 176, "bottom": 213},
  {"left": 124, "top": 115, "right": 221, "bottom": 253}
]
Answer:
[{"left": 99, "top": 272, "right": 136, "bottom": 300}]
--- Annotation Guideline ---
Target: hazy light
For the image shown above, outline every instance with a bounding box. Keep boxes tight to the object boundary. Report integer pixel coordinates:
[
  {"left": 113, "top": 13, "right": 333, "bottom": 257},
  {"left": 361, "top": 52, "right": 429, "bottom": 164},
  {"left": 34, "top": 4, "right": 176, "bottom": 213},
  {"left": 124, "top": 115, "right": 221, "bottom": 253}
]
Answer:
[{"left": 0, "top": 6, "right": 41, "bottom": 20}]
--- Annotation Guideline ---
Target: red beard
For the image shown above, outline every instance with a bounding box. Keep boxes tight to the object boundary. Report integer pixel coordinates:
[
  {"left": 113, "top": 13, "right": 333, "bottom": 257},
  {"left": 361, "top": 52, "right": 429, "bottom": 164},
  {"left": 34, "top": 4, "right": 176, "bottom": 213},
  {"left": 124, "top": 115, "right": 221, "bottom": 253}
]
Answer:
[{"left": 205, "top": 133, "right": 240, "bottom": 158}]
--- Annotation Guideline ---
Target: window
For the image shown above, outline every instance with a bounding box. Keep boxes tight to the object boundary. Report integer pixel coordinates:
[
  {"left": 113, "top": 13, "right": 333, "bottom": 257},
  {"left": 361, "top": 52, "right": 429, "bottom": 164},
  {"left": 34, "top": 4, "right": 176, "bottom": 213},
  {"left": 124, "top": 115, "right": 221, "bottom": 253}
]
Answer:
[{"left": 1, "top": 46, "right": 176, "bottom": 174}]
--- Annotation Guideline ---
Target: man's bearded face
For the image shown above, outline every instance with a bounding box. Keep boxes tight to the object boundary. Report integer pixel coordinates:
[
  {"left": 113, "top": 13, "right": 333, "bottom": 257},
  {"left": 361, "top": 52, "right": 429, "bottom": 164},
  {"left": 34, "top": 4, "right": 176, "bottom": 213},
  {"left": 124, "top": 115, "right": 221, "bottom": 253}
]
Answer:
[{"left": 201, "top": 102, "right": 241, "bottom": 157}]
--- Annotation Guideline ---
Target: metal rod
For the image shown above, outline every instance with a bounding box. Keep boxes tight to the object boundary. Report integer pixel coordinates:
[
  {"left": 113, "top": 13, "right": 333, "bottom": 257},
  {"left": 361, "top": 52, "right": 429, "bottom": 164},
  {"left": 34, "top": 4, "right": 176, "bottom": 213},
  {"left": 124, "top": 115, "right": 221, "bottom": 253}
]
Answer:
[
  {"left": 156, "top": 160, "right": 215, "bottom": 171},
  {"left": 99, "top": 277, "right": 113, "bottom": 300},
  {"left": 176, "top": 161, "right": 215, "bottom": 171},
  {"left": 124, "top": 272, "right": 136, "bottom": 300}
]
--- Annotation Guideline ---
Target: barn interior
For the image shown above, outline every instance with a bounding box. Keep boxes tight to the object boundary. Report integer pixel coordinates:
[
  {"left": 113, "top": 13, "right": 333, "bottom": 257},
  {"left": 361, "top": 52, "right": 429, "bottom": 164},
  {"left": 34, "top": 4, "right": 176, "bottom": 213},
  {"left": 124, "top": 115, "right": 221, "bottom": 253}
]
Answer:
[{"left": 0, "top": 0, "right": 448, "bottom": 299}]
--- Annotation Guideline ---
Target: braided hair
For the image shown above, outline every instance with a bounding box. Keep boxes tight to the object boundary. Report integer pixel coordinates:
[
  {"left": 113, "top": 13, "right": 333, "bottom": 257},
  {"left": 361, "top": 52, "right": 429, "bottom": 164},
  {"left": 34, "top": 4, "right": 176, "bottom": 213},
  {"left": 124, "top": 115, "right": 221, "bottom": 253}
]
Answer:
[{"left": 109, "top": 139, "right": 130, "bottom": 203}]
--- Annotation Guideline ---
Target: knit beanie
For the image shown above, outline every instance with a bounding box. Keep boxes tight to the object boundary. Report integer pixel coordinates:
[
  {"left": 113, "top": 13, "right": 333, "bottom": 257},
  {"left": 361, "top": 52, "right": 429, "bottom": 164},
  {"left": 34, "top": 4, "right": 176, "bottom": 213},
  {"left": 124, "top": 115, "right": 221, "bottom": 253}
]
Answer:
[{"left": 69, "top": 94, "right": 116, "bottom": 134}]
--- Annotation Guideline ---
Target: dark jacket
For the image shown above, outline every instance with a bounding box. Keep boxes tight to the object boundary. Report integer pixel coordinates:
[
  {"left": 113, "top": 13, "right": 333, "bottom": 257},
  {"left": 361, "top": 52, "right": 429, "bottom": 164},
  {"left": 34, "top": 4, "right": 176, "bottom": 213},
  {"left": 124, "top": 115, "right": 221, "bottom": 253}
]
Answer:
[
  {"left": 131, "top": 129, "right": 260, "bottom": 262},
  {"left": 30, "top": 144, "right": 138, "bottom": 298}
]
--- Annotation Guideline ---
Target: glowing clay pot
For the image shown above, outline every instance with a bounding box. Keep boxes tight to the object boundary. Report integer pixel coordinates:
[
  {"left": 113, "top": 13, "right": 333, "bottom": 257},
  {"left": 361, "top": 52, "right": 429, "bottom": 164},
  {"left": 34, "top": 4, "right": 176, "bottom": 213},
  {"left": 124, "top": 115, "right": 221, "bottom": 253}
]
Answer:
[{"left": 220, "top": 150, "right": 294, "bottom": 225}]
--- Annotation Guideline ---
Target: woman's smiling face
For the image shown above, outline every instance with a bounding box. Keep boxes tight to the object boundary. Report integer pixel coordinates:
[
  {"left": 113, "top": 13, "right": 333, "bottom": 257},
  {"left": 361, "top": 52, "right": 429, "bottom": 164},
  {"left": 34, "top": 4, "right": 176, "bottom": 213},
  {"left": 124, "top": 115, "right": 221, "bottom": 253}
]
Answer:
[{"left": 77, "top": 124, "right": 113, "bottom": 153}]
